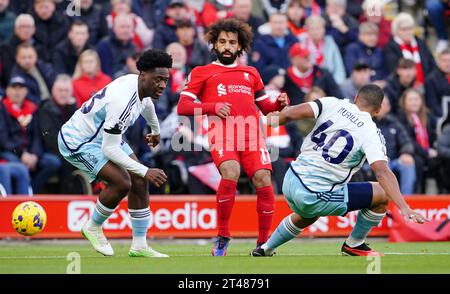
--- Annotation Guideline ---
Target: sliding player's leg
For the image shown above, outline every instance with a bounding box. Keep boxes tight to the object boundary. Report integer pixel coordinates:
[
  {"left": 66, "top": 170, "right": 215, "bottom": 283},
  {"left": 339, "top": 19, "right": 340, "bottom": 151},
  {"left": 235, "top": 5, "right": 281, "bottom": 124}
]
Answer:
[
  {"left": 251, "top": 166, "right": 318, "bottom": 256},
  {"left": 127, "top": 154, "right": 168, "bottom": 258},
  {"left": 252, "top": 213, "right": 318, "bottom": 256},
  {"left": 82, "top": 161, "right": 132, "bottom": 256},
  {"left": 342, "top": 182, "right": 388, "bottom": 256}
]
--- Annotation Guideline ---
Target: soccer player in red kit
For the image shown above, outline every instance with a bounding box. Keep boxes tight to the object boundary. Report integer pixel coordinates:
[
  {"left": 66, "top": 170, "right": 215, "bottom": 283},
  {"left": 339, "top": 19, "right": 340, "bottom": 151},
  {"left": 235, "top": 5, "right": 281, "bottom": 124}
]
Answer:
[{"left": 177, "top": 19, "right": 289, "bottom": 256}]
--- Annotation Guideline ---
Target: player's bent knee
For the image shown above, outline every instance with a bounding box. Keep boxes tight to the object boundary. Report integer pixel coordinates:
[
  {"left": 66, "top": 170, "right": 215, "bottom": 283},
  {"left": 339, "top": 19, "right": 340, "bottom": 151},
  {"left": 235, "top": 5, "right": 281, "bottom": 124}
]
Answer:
[
  {"left": 219, "top": 162, "right": 240, "bottom": 181},
  {"left": 114, "top": 178, "right": 132, "bottom": 197},
  {"left": 370, "top": 182, "right": 389, "bottom": 211},
  {"left": 131, "top": 176, "right": 148, "bottom": 192},
  {"left": 252, "top": 170, "right": 272, "bottom": 188}
]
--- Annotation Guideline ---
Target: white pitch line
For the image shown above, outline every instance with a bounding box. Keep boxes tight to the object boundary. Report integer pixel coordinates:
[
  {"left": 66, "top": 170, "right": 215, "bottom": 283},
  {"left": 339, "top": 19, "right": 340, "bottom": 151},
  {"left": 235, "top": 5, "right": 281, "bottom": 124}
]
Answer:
[{"left": 1, "top": 252, "right": 450, "bottom": 260}]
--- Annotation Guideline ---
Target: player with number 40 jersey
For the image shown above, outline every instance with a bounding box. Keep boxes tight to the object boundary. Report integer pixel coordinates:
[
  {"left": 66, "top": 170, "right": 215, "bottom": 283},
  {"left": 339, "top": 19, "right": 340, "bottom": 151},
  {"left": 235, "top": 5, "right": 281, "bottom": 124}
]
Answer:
[{"left": 251, "top": 85, "right": 427, "bottom": 258}]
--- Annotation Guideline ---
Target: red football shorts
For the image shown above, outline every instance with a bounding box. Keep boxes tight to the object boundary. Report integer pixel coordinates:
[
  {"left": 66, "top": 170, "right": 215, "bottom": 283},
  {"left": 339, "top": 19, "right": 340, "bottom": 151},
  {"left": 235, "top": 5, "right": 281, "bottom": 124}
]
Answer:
[{"left": 210, "top": 141, "right": 272, "bottom": 178}]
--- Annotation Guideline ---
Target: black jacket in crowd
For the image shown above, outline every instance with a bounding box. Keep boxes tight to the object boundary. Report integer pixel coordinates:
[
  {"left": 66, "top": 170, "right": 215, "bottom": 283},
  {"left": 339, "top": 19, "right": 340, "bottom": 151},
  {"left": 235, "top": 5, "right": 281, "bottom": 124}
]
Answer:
[
  {"left": 383, "top": 37, "right": 436, "bottom": 77},
  {"left": 69, "top": 4, "right": 109, "bottom": 46},
  {"left": 397, "top": 111, "right": 437, "bottom": 161},
  {"left": 0, "top": 35, "right": 45, "bottom": 88},
  {"left": 425, "top": 68, "right": 450, "bottom": 118},
  {"left": 383, "top": 73, "right": 415, "bottom": 114},
  {"left": 31, "top": 9, "right": 70, "bottom": 62},
  {"left": 0, "top": 102, "right": 42, "bottom": 157},
  {"left": 374, "top": 113, "right": 415, "bottom": 160},
  {"left": 37, "top": 99, "right": 77, "bottom": 155},
  {"left": 52, "top": 39, "right": 92, "bottom": 75}
]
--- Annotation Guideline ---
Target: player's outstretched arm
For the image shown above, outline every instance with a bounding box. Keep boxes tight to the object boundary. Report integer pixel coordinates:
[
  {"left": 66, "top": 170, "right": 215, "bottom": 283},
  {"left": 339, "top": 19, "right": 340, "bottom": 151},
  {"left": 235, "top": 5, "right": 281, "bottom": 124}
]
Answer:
[
  {"left": 266, "top": 102, "right": 316, "bottom": 126},
  {"left": 371, "top": 160, "right": 426, "bottom": 224},
  {"left": 256, "top": 93, "right": 290, "bottom": 115}
]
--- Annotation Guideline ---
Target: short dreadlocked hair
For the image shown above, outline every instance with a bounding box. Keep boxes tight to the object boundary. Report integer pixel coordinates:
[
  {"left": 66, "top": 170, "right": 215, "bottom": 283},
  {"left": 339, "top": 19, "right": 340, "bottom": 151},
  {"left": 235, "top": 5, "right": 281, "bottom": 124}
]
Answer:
[
  {"left": 136, "top": 49, "right": 173, "bottom": 72},
  {"left": 205, "top": 19, "right": 254, "bottom": 57}
]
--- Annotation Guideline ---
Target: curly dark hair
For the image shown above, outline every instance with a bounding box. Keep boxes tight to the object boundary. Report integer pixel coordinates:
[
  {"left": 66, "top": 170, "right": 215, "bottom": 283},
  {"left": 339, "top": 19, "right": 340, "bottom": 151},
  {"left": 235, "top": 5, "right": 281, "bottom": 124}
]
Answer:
[
  {"left": 136, "top": 49, "right": 173, "bottom": 72},
  {"left": 205, "top": 19, "right": 254, "bottom": 56}
]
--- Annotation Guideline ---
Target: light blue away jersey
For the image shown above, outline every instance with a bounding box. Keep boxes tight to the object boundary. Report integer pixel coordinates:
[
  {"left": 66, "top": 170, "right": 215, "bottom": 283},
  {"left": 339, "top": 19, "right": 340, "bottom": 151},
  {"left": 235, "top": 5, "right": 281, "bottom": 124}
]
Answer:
[
  {"left": 60, "top": 74, "right": 154, "bottom": 150},
  {"left": 291, "top": 97, "right": 388, "bottom": 192}
]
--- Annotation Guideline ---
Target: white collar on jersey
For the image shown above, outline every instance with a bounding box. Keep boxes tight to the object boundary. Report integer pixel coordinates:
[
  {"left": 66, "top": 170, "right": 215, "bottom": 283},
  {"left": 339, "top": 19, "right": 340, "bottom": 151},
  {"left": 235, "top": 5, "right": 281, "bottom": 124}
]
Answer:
[{"left": 212, "top": 61, "right": 238, "bottom": 68}]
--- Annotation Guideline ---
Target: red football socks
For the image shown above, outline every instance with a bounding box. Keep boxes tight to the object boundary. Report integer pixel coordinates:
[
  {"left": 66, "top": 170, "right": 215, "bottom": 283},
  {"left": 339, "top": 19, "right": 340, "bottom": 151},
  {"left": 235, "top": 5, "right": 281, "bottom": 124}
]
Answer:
[
  {"left": 216, "top": 179, "right": 237, "bottom": 238},
  {"left": 256, "top": 186, "right": 275, "bottom": 244}
]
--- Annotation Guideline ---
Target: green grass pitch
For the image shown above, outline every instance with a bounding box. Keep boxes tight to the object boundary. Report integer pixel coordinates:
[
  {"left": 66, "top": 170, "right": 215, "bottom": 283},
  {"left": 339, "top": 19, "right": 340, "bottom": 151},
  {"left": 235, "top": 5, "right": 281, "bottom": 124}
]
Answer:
[{"left": 0, "top": 240, "right": 449, "bottom": 274}]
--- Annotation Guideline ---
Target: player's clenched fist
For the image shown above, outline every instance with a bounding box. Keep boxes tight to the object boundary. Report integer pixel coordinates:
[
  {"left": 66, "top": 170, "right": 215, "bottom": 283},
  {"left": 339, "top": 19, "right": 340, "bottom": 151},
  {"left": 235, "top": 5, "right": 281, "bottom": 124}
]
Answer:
[
  {"left": 277, "top": 93, "right": 290, "bottom": 108},
  {"left": 145, "top": 168, "right": 167, "bottom": 187},
  {"left": 145, "top": 134, "right": 160, "bottom": 148},
  {"left": 215, "top": 102, "right": 232, "bottom": 118}
]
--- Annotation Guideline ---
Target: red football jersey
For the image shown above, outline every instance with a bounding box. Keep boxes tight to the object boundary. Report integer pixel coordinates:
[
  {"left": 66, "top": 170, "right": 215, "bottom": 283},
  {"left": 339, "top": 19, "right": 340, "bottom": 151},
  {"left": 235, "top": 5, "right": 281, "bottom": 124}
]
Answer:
[{"left": 180, "top": 62, "right": 267, "bottom": 147}]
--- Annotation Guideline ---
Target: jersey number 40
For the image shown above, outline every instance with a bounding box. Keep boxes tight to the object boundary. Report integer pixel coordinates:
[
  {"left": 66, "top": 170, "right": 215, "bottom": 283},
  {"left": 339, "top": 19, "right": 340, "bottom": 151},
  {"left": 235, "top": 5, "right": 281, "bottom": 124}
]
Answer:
[{"left": 311, "top": 120, "right": 354, "bottom": 164}]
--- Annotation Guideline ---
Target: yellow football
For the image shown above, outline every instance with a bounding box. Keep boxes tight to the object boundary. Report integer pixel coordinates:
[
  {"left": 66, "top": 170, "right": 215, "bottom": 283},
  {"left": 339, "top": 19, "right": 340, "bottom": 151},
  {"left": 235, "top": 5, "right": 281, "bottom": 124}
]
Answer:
[{"left": 11, "top": 201, "right": 47, "bottom": 236}]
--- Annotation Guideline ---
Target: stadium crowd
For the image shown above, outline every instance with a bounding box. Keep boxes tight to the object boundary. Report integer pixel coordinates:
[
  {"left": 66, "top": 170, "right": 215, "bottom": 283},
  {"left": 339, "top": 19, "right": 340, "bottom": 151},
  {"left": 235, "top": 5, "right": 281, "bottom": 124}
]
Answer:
[{"left": 0, "top": 0, "right": 449, "bottom": 196}]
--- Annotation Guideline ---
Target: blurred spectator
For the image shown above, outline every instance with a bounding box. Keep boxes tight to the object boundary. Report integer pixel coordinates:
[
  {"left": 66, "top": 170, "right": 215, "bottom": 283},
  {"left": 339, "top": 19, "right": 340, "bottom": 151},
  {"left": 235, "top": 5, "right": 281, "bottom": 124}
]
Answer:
[
  {"left": 200, "top": 0, "right": 233, "bottom": 28},
  {"left": 296, "top": 86, "right": 325, "bottom": 137},
  {"left": 283, "top": 43, "right": 343, "bottom": 105},
  {"left": 114, "top": 51, "right": 140, "bottom": 78},
  {"left": 8, "top": 0, "right": 33, "bottom": 15},
  {"left": 131, "top": 0, "right": 168, "bottom": 29},
  {"left": 231, "top": 0, "right": 264, "bottom": 38},
  {"left": 340, "top": 62, "right": 371, "bottom": 101},
  {"left": 344, "top": 0, "right": 362, "bottom": 19},
  {"left": 344, "top": 22, "right": 385, "bottom": 81},
  {"left": 359, "top": 0, "right": 391, "bottom": 48},
  {"left": 72, "top": 49, "right": 112, "bottom": 107},
  {"left": 11, "top": 43, "right": 56, "bottom": 104},
  {"left": 157, "top": 42, "right": 187, "bottom": 119},
  {"left": 0, "top": 0, "right": 15, "bottom": 43},
  {"left": 397, "top": 88, "right": 439, "bottom": 193},
  {"left": 260, "top": 0, "right": 289, "bottom": 19},
  {"left": 0, "top": 160, "right": 30, "bottom": 195},
  {"left": 0, "top": 76, "right": 61, "bottom": 193},
  {"left": 175, "top": 19, "right": 211, "bottom": 74},
  {"left": 299, "top": 0, "right": 321, "bottom": 18},
  {"left": 152, "top": 0, "right": 190, "bottom": 50},
  {"left": 384, "top": 58, "right": 417, "bottom": 114},
  {"left": 69, "top": 0, "right": 108, "bottom": 46},
  {"left": 31, "top": 0, "right": 70, "bottom": 62},
  {"left": 323, "top": 0, "right": 358, "bottom": 56},
  {"left": 383, "top": 12, "right": 436, "bottom": 86},
  {"left": 252, "top": 13, "right": 298, "bottom": 72},
  {"left": 52, "top": 20, "right": 91, "bottom": 75},
  {"left": 437, "top": 105, "right": 450, "bottom": 193},
  {"left": 425, "top": 48, "right": 450, "bottom": 118},
  {"left": 286, "top": 0, "right": 306, "bottom": 37},
  {"left": 0, "top": 14, "right": 42, "bottom": 88},
  {"left": 298, "top": 15, "right": 346, "bottom": 84},
  {"left": 37, "top": 74, "right": 77, "bottom": 193},
  {"left": 97, "top": 13, "right": 136, "bottom": 78},
  {"left": 374, "top": 96, "right": 416, "bottom": 195},
  {"left": 425, "top": 0, "right": 449, "bottom": 53},
  {"left": 106, "top": 0, "right": 154, "bottom": 51}
]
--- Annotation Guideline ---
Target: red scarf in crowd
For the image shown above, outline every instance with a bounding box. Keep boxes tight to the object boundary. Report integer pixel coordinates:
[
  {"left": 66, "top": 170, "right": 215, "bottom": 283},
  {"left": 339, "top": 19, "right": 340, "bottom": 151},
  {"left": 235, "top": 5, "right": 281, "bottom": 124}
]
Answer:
[
  {"left": 2, "top": 97, "right": 37, "bottom": 150},
  {"left": 410, "top": 113, "right": 429, "bottom": 149},
  {"left": 2, "top": 97, "right": 37, "bottom": 129},
  {"left": 395, "top": 37, "right": 425, "bottom": 85}
]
